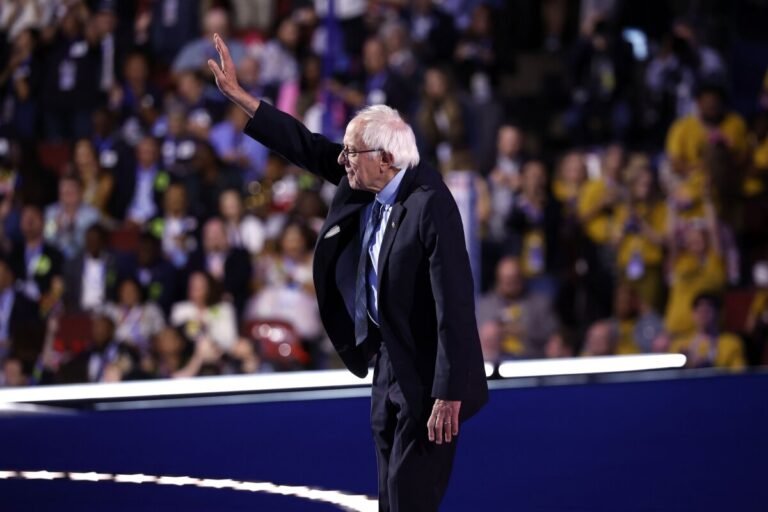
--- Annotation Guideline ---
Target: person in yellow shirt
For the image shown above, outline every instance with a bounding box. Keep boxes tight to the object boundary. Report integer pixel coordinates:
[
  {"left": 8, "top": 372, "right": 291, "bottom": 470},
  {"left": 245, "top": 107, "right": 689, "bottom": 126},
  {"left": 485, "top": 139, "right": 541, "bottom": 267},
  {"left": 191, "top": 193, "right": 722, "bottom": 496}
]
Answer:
[
  {"left": 611, "top": 158, "right": 667, "bottom": 309},
  {"left": 665, "top": 83, "right": 748, "bottom": 174},
  {"left": 665, "top": 84, "right": 748, "bottom": 223},
  {"left": 670, "top": 293, "right": 746, "bottom": 370},
  {"left": 664, "top": 198, "right": 726, "bottom": 338},
  {"left": 577, "top": 144, "right": 626, "bottom": 245}
]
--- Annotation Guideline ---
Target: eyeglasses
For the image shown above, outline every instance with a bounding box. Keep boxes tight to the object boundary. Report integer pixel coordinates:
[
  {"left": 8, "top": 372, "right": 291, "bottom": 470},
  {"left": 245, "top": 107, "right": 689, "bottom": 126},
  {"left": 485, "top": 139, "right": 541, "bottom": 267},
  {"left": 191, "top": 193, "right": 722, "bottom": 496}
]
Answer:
[{"left": 340, "top": 147, "right": 381, "bottom": 163}]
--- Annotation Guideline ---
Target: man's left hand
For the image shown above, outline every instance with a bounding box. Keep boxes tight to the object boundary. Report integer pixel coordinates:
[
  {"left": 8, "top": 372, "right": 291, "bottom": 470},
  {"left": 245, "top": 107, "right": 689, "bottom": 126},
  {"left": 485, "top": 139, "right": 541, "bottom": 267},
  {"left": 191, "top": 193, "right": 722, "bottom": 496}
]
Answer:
[{"left": 427, "top": 399, "right": 461, "bottom": 444}]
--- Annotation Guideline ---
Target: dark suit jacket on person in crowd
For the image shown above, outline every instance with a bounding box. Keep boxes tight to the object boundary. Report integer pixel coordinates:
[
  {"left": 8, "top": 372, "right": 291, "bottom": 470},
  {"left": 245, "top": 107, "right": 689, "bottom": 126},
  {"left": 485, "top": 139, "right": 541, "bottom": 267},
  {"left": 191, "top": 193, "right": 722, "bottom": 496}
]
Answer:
[
  {"left": 243, "top": 102, "right": 488, "bottom": 422},
  {"left": 9, "top": 242, "right": 65, "bottom": 298}
]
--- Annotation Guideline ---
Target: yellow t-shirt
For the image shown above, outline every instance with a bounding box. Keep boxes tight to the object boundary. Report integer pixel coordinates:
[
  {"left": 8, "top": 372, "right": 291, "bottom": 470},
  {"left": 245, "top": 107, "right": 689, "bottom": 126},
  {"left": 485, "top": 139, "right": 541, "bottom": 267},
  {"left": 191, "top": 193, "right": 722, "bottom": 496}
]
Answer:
[
  {"left": 664, "top": 250, "right": 726, "bottom": 337},
  {"left": 745, "top": 137, "right": 768, "bottom": 196},
  {"left": 613, "top": 201, "right": 667, "bottom": 272},
  {"left": 666, "top": 112, "right": 748, "bottom": 168},
  {"left": 616, "top": 319, "right": 640, "bottom": 355},
  {"left": 577, "top": 178, "right": 614, "bottom": 245},
  {"left": 670, "top": 332, "right": 746, "bottom": 370}
]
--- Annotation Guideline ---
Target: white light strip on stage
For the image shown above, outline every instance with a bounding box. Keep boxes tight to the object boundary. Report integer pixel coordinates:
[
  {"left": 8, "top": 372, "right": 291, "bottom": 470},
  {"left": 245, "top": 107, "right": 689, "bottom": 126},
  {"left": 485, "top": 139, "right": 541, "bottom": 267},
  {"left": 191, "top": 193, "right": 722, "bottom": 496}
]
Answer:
[
  {"left": 497, "top": 353, "right": 686, "bottom": 378},
  {"left": 0, "top": 469, "right": 378, "bottom": 512},
  {"left": 0, "top": 355, "right": 685, "bottom": 405},
  {"left": 0, "top": 370, "right": 373, "bottom": 404}
]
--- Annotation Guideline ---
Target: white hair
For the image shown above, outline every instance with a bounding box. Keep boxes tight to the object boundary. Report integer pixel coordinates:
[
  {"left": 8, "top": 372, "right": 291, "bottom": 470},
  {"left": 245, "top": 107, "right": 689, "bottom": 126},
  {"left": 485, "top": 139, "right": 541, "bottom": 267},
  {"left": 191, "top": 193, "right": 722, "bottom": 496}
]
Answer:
[{"left": 351, "top": 105, "right": 420, "bottom": 170}]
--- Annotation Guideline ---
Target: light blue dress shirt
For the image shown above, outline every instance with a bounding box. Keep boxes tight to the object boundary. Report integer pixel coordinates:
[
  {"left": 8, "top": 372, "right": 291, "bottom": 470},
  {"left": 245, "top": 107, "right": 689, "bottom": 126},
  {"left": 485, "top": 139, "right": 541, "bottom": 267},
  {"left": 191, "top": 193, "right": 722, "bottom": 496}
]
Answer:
[{"left": 362, "top": 169, "right": 406, "bottom": 324}]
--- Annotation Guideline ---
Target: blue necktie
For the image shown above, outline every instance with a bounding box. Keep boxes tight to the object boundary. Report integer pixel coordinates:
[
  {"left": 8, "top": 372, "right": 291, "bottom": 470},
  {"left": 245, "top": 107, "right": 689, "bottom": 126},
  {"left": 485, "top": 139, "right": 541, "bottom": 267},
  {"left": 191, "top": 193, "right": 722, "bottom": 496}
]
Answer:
[{"left": 354, "top": 200, "right": 383, "bottom": 346}]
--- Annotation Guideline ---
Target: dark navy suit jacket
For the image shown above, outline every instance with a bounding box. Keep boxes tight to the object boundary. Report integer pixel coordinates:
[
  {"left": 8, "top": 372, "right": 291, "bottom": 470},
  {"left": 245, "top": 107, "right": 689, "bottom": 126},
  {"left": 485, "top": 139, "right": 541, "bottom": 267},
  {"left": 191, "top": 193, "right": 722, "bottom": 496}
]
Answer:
[{"left": 244, "top": 102, "right": 488, "bottom": 421}]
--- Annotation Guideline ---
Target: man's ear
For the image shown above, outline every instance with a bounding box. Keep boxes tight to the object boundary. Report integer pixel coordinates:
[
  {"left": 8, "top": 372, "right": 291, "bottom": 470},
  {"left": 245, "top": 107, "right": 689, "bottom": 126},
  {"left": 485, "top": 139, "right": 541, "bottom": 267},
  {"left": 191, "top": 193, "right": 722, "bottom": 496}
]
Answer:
[{"left": 380, "top": 151, "right": 393, "bottom": 169}]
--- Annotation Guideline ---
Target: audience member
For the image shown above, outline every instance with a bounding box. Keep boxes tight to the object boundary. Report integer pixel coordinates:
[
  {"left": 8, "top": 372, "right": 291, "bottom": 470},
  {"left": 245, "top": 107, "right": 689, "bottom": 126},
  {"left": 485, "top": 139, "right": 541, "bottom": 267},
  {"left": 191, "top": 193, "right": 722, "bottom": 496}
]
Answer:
[
  {"left": 170, "top": 271, "right": 238, "bottom": 353},
  {"left": 670, "top": 293, "right": 746, "bottom": 370},
  {"left": 476, "top": 257, "right": 559, "bottom": 359},
  {"left": 105, "top": 277, "right": 165, "bottom": 355},
  {"left": 43, "top": 175, "right": 101, "bottom": 259}
]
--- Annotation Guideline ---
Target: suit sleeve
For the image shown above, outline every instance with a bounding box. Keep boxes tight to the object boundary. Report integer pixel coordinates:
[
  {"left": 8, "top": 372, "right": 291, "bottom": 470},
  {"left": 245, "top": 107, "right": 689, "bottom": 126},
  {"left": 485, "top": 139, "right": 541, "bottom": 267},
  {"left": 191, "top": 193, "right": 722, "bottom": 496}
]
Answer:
[
  {"left": 243, "top": 101, "right": 345, "bottom": 185},
  {"left": 421, "top": 189, "right": 482, "bottom": 401}
]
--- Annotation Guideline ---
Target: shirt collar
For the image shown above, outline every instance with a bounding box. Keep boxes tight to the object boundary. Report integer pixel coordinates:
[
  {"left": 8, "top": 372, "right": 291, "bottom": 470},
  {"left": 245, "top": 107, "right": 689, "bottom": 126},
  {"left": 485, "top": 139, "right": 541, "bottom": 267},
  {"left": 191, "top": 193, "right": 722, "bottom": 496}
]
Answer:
[{"left": 376, "top": 169, "right": 406, "bottom": 206}]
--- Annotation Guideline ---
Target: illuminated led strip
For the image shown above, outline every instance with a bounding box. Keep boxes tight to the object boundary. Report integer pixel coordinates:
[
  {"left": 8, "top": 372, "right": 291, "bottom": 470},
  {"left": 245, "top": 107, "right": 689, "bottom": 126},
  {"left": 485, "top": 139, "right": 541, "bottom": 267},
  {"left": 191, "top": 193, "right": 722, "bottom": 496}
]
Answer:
[
  {"left": 0, "top": 355, "right": 684, "bottom": 406},
  {"left": 498, "top": 354, "right": 686, "bottom": 378},
  {"left": 0, "top": 370, "right": 373, "bottom": 404},
  {"left": 0, "top": 470, "right": 378, "bottom": 512}
]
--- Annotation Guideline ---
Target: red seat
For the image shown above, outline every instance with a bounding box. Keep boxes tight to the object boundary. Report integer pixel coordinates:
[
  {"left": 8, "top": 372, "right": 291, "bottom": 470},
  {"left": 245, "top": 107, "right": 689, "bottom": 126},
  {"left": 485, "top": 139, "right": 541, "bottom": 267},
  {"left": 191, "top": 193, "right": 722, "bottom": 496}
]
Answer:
[
  {"left": 37, "top": 142, "right": 71, "bottom": 176},
  {"left": 110, "top": 225, "right": 141, "bottom": 253},
  {"left": 52, "top": 313, "right": 93, "bottom": 359},
  {"left": 243, "top": 319, "right": 309, "bottom": 369},
  {"left": 723, "top": 289, "right": 756, "bottom": 334}
]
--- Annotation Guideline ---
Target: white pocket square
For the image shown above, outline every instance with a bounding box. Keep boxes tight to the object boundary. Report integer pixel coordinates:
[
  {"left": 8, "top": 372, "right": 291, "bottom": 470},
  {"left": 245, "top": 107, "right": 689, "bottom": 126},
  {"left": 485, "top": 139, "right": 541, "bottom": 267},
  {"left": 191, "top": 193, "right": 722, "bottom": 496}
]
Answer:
[{"left": 324, "top": 225, "right": 341, "bottom": 239}]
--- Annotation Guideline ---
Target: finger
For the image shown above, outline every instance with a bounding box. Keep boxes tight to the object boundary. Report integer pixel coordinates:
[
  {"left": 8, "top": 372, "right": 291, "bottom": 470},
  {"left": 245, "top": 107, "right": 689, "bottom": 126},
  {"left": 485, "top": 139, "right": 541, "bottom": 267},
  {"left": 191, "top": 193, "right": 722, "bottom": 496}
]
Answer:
[
  {"left": 207, "top": 59, "right": 223, "bottom": 80},
  {"left": 214, "top": 33, "right": 234, "bottom": 73},
  {"left": 434, "top": 412, "right": 444, "bottom": 444},
  {"left": 427, "top": 412, "right": 436, "bottom": 442},
  {"left": 444, "top": 418, "right": 452, "bottom": 443},
  {"left": 451, "top": 405, "right": 460, "bottom": 436}
]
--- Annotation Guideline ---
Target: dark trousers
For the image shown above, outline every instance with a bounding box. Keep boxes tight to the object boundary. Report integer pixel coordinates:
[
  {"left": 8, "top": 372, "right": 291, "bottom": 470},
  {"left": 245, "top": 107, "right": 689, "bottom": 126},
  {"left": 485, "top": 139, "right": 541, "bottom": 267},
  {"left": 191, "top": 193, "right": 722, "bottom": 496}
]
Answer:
[{"left": 370, "top": 342, "right": 458, "bottom": 512}]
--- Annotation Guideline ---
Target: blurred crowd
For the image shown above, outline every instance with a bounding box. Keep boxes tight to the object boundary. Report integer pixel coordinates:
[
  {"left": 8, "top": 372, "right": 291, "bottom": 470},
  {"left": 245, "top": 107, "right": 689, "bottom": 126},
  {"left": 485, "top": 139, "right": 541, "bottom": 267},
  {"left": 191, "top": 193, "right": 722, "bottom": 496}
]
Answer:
[{"left": 1, "top": 0, "right": 768, "bottom": 387}]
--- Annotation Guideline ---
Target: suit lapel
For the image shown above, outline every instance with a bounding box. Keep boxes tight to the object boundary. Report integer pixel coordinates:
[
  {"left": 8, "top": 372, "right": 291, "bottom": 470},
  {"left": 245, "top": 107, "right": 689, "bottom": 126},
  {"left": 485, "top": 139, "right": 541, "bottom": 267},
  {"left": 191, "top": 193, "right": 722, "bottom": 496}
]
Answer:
[
  {"left": 376, "top": 166, "right": 419, "bottom": 279},
  {"left": 319, "top": 180, "right": 373, "bottom": 241},
  {"left": 376, "top": 203, "right": 404, "bottom": 279}
]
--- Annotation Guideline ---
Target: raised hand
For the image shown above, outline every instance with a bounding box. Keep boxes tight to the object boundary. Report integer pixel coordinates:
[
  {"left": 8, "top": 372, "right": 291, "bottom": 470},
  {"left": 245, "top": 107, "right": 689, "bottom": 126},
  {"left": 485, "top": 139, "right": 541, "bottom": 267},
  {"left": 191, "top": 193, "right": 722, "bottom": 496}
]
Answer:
[{"left": 207, "top": 33, "right": 260, "bottom": 117}]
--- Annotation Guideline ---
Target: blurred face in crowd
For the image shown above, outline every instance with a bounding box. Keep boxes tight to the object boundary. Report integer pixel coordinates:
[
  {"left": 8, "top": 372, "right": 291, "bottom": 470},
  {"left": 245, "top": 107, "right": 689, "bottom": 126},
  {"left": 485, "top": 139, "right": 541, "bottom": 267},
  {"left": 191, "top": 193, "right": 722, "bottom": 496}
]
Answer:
[
  {"left": 137, "top": 236, "right": 159, "bottom": 266},
  {"left": 203, "top": 8, "right": 229, "bottom": 38},
  {"left": 188, "top": 272, "right": 209, "bottom": 306},
  {"left": 280, "top": 223, "right": 310, "bottom": 260},
  {"left": 59, "top": 178, "right": 83, "bottom": 210},
  {"left": 629, "top": 166, "right": 653, "bottom": 201},
  {"left": 153, "top": 327, "right": 184, "bottom": 358},
  {"left": 602, "top": 144, "right": 625, "bottom": 181},
  {"left": 545, "top": 332, "right": 573, "bottom": 358},
  {"left": 496, "top": 258, "right": 524, "bottom": 300},
  {"left": 559, "top": 151, "right": 587, "bottom": 186},
  {"left": 237, "top": 56, "right": 260, "bottom": 89},
  {"left": 124, "top": 53, "right": 149, "bottom": 86},
  {"left": 277, "top": 18, "right": 299, "bottom": 49},
  {"left": 177, "top": 72, "right": 204, "bottom": 104},
  {"left": 693, "top": 298, "right": 718, "bottom": 331},
  {"left": 119, "top": 280, "right": 141, "bottom": 308},
  {"left": 424, "top": 68, "right": 448, "bottom": 100},
  {"left": 363, "top": 38, "right": 387, "bottom": 75},
  {"left": 338, "top": 119, "right": 386, "bottom": 192},
  {"left": 521, "top": 160, "right": 547, "bottom": 196},
  {"left": 219, "top": 190, "right": 243, "bottom": 221},
  {"left": 698, "top": 91, "right": 725, "bottom": 125},
  {"left": 469, "top": 4, "right": 491, "bottom": 37},
  {"left": 136, "top": 137, "right": 159, "bottom": 168},
  {"left": 584, "top": 321, "right": 614, "bottom": 356},
  {"left": 2, "top": 358, "right": 28, "bottom": 387},
  {"left": 91, "top": 315, "right": 115, "bottom": 349},
  {"left": 20, "top": 206, "right": 44, "bottom": 241},
  {"left": 85, "top": 227, "right": 106, "bottom": 256},
  {"left": 497, "top": 125, "right": 523, "bottom": 158},
  {"left": 0, "top": 261, "right": 14, "bottom": 290},
  {"left": 203, "top": 218, "right": 228, "bottom": 253},
  {"left": 614, "top": 285, "right": 637, "bottom": 319},
  {"left": 164, "top": 184, "right": 187, "bottom": 216},
  {"left": 683, "top": 225, "right": 708, "bottom": 256},
  {"left": 74, "top": 139, "right": 99, "bottom": 180}
]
